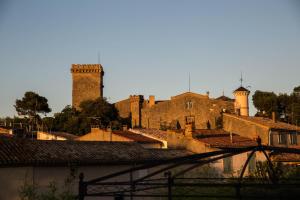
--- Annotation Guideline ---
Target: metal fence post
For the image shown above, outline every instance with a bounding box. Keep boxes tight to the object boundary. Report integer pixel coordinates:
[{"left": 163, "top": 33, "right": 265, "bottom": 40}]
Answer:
[
  {"left": 79, "top": 173, "right": 85, "bottom": 200},
  {"left": 165, "top": 171, "right": 173, "bottom": 200}
]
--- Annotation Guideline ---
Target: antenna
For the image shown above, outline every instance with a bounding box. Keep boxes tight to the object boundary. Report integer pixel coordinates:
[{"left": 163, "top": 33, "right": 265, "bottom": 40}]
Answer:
[
  {"left": 240, "top": 71, "right": 243, "bottom": 86},
  {"left": 188, "top": 73, "right": 191, "bottom": 92}
]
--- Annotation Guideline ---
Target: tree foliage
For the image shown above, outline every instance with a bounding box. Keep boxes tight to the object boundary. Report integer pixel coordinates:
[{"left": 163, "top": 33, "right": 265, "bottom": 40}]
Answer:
[
  {"left": 252, "top": 86, "right": 300, "bottom": 125},
  {"left": 15, "top": 91, "right": 51, "bottom": 117},
  {"left": 44, "top": 98, "right": 122, "bottom": 135}
]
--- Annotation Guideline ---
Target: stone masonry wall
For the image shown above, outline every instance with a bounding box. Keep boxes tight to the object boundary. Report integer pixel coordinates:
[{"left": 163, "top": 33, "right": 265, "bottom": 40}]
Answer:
[
  {"left": 223, "top": 114, "right": 269, "bottom": 144},
  {"left": 141, "top": 93, "right": 234, "bottom": 129},
  {"left": 114, "top": 98, "right": 131, "bottom": 118},
  {"left": 71, "top": 64, "right": 103, "bottom": 110}
]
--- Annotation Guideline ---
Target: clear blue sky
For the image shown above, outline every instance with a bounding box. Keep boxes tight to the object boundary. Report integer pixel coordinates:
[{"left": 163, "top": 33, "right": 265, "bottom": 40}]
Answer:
[{"left": 0, "top": 0, "right": 299, "bottom": 117}]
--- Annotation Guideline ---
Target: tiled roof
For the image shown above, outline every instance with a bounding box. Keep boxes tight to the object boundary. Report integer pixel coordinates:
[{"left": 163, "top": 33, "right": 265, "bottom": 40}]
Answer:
[
  {"left": 224, "top": 113, "right": 300, "bottom": 131},
  {"left": 0, "top": 133, "right": 13, "bottom": 138},
  {"left": 171, "top": 92, "right": 209, "bottom": 100},
  {"left": 195, "top": 133, "right": 257, "bottom": 149},
  {"left": 0, "top": 138, "right": 191, "bottom": 167},
  {"left": 112, "top": 131, "right": 162, "bottom": 144},
  {"left": 193, "top": 129, "right": 230, "bottom": 137},
  {"left": 149, "top": 149, "right": 193, "bottom": 159},
  {"left": 271, "top": 153, "right": 300, "bottom": 162},
  {"left": 234, "top": 86, "right": 250, "bottom": 93},
  {"left": 215, "top": 95, "right": 234, "bottom": 102},
  {"left": 0, "top": 127, "right": 10, "bottom": 134},
  {"left": 131, "top": 128, "right": 168, "bottom": 140},
  {"left": 40, "top": 131, "right": 78, "bottom": 140}
]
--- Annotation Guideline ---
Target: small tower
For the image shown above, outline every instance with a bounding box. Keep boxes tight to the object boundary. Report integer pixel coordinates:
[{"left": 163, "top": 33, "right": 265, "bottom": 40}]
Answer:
[
  {"left": 130, "top": 95, "right": 144, "bottom": 128},
  {"left": 233, "top": 86, "right": 250, "bottom": 116},
  {"left": 71, "top": 64, "right": 104, "bottom": 110}
]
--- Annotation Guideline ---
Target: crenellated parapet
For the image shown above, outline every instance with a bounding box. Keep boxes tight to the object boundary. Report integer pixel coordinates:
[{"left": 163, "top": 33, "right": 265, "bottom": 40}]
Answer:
[
  {"left": 71, "top": 64, "right": 104, "bottom": 74},
  {"left": 130, "top": 95, "right": 144, "bottom": 103},
  {"left": 71, "top": 63, "right": 104, "bottom": 110}
]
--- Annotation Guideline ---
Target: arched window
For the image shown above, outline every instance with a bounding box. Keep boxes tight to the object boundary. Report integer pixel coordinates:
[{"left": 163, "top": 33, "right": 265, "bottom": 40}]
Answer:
[{"left": 186, "top": 101, "right": 193, "bottom": 109}]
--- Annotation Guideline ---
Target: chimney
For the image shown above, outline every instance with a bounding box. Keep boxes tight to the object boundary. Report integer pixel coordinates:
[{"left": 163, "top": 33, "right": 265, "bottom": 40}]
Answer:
[
  {"left": 184, "top": 123, "right": 193, "bottom": 138},
  {"left": 272, "top": 112, "right": 276, "bottom": 123},
  {"left": 206, "top": 91, "right": 210, "bottom": 98},
  {"left": 122, "top": 125, "right": 128, "bottom": 131},
  {"left": 149, "top": 95, "right": 155, "bottom": 107}
]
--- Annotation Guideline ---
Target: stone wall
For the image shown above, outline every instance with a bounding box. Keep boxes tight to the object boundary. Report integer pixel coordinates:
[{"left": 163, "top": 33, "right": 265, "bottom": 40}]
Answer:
[
  {"left": 141, "top": 93, "right": 234, "bottom": 129},
  {"left": 223, "top": 114, "right": 269, "bottom": 144},
  {"left": 114, "top": 98, "right": 131, "bottom": 118},
  {"left": 130, "top": 95, "right": 144, "bottom": 127},
  {"left": 71, "top": 64, "right": 104, "bottom": 110}
]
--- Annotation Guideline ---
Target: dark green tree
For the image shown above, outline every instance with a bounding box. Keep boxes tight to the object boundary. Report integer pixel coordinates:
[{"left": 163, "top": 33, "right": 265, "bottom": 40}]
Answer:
[
  {"left": 15, "top": 91, "right": 51, "bottom": 117},
  {"left": 252, "top": 86, "right": 300, "bottom": 125},
  {"left": 79, "top": 97, "right": 119, "bottom": 127},
  {"left": 51, "top": 106, "right": 86, "bottom": 135},
  {"left": 14, "top": 91, "right": 51, "bottom": 132},
  {"left": 51, "top": 98, "right": 121, "bottom": 135},
  {"left": 252, "top": 90, "right": 277, "bottom": 117}
]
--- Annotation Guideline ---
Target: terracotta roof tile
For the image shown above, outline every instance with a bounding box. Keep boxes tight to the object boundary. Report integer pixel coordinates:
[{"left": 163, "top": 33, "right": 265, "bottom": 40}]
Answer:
[
  {"left": 215, "top": 95, "right": 234, "bottom": 102},
  {"left": 112, "top": 131, "right": 162, "bottom": 144},
  {"left": 40, "top": 131, "right": 78, "bottom": 140},
  {"left": 131, "top": 129, "right": 168, "bottom": 140},
  {"left": 234, "top": 86, "right": 250, "bottom": 92},
  {"left": 224, "top": 113, "right": 300, "bottom": 131},
  {"left": 271, "top": 153, "right": 300, "bottom": 162},
  {"left": 195, "top": 134, "right": 257, "bottom": 149},
  {"left": 0, "top": 138, "right": 189, "bottom": 167},
  {"left": 193, "top": 129, "right": 230, "bottom": 137}
]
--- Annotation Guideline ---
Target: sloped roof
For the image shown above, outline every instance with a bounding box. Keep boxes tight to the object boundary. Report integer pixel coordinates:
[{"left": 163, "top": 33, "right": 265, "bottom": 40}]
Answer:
[
  {"left": 149, "top": 149, "right": 193, "bottom": 159},
  {"left": 271, "top": 152, "right": 300, "bottom": 162},
  {"left": 0, "top": 133, "right": 13, "bottom": 138},
  {"left": 233, "top": 86, "right": 250, "bottom": 93},
  {"left": 195, "top": 133, "right": 257, "bottom": 149},
  {"left": 113, "top": 131, "right": 162, "bottom": 144},
  {"left": 132, "top": 128, "right": 168, "bottom": 140},
  {"left": 224, "top": 113, "right": 300, "bottom": 131},
  {"left": 39, "top": 131, "right": 78, "bottom": 140},
  {"left": 0, "top": 127, "right": 10, "bottom": 134},
  {"left": 171, "top": 92, "right": 209, "bottom": 100},
  {"left": 0, "top": 138, "right": 191, "bottom": 167},
  {"left": 193, "top": 129, "right": 229, "bottom": 137},
  {"left": 215, "top": 95, "right": 234, "bottom": 102}
]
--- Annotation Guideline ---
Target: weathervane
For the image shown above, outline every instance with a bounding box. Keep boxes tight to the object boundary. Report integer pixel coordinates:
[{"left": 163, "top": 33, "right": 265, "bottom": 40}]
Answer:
[{"left": 240, "top": 72, "right": 243, "bottom": 86}]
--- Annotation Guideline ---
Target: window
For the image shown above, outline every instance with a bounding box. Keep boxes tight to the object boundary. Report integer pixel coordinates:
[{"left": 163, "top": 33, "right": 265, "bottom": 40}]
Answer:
[
  {"left": 278, "top": 133, "right": 287, "bottom": 145},
  {"left": 290, "top": 133, "right": 298, "bottom": 145},
  {"left": 186, "top": 101, "right": 193, "bottom": 109},
  {"left": 248, "top": 152, "right": 256, "bottom": 174},
  {"left": 223, "top": 157, "right": 233, "bottom": 174},
  {"left": 185, "top": 116, "right": 195, "bottom": 124}
]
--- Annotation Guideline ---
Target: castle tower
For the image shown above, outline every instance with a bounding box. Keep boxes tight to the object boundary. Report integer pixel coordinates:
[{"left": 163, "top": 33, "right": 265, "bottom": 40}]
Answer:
[
  {"left": 233, "top": 86, "right": 250, "bottom": 116},
  {"left": 71, "top": 64, "right": 104, "bottom": 110},
  {"left": 130, "top": 95, "right": 144, "bottom": 127}
]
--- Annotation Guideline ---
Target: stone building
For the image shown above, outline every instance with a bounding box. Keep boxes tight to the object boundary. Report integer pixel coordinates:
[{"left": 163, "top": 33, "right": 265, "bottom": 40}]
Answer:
[
  {"left": 0, "top": 138, "right": 190, "bottom": 200},
  {"left": 223, "top": 113, "right": 300, "bottom": 147},
  {"left": 233, "top": 86, "right": 250, "bottom": 116},
  {"left": 37, "top": 131, "right": 78, "bottom": 141},
  {"left": 71, "top": 64, "right": 104, "bottom": 110},
  {"left": 75, "top": 128, "right": 163, "bottom": 148},
  {"left": 115, "top": 92, "right": 234, "bottom": 129}
]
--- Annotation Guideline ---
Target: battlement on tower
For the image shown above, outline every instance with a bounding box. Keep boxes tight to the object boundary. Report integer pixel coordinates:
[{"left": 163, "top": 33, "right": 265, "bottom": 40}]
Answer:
[
  {"left": 71, "top": 64, "right": 104, "bottom": 110},
  {"left": 71, "top": 64, "right": 103, "bottom": 73}
]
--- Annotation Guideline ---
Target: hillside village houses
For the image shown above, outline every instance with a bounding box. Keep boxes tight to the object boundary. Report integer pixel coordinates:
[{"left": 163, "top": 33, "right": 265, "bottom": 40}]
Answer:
[{"left": 0, "top": 63, "right": 299, "bottom": 200}]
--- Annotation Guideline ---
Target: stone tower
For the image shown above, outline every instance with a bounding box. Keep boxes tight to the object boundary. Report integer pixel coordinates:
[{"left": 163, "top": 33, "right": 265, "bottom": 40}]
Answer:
[
  {"left": 130, "top": 95, "right": 144, "bottom": 127},
  {"left": 233, "top": 86, "right": 250, "bottom": 116},
  {"left": 71, "top": 64, "right": 104, "bottom": 110}
]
